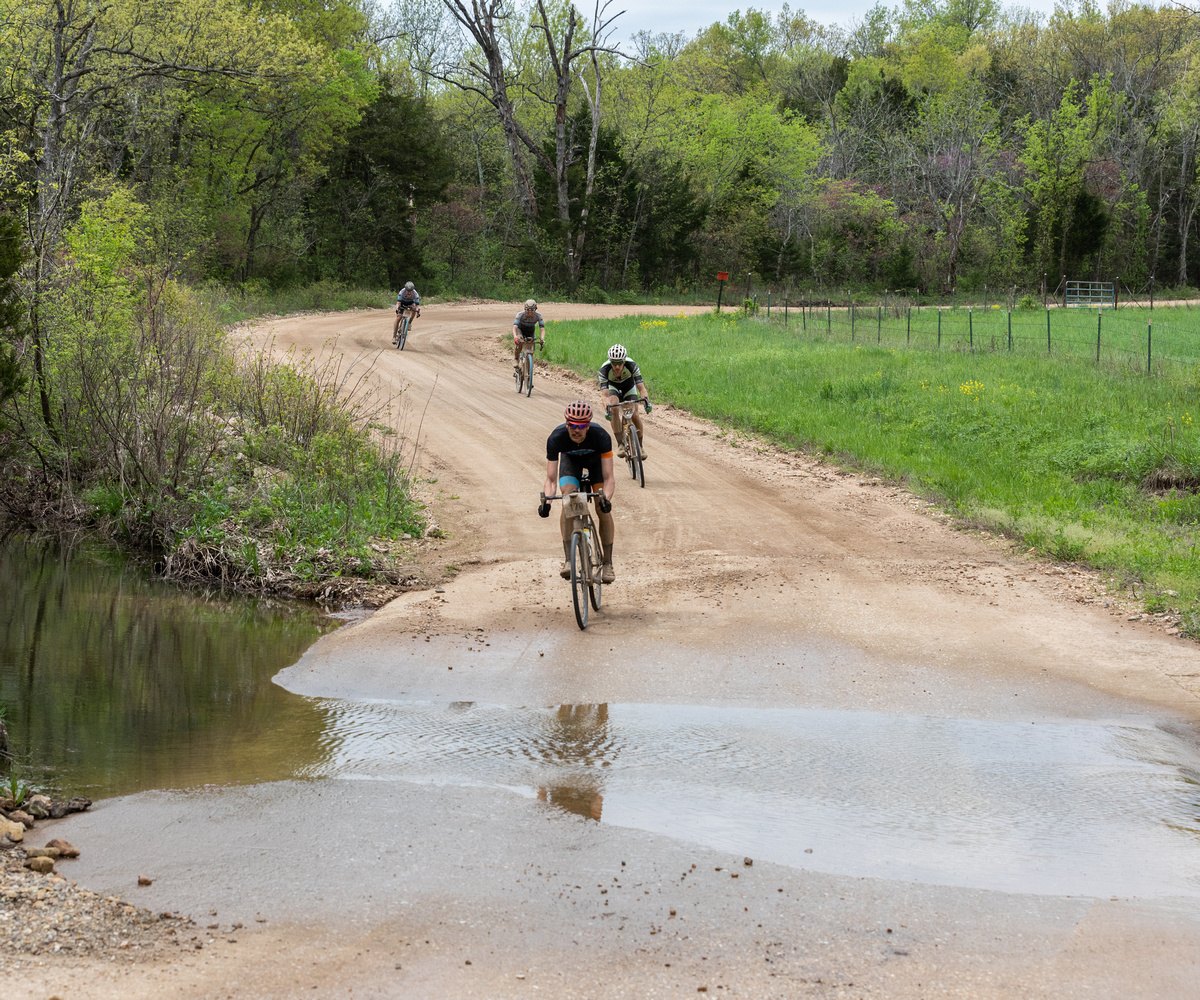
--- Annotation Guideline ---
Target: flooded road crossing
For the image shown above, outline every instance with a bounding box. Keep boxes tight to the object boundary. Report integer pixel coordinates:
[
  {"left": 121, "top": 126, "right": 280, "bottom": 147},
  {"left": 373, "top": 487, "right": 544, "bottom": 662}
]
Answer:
[{"left": 301, "top": 699, "right": 1200, "bottom": 898}]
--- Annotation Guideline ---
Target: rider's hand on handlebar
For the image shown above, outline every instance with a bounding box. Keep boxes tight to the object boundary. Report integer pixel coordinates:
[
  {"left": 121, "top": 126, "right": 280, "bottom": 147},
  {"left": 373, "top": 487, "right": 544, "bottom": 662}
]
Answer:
[
  {"left": 596, "top": 495, "right": 612, "bottom": 514},
  {"left": 538, "top": 500, "right": 551, "bottom": 518},
  {"left": 644, "top": 400, "right": 652, "bottom": 413}
]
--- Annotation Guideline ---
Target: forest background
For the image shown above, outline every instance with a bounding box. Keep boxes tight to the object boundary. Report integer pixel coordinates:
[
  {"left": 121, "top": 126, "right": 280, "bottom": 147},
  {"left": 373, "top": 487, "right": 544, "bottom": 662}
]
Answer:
[
  {"left": 2, "top": 0, "right": 1200, "bottom": 592},
  {"left": 8, "top": 0, "right": 1200, "bottom": 313}
]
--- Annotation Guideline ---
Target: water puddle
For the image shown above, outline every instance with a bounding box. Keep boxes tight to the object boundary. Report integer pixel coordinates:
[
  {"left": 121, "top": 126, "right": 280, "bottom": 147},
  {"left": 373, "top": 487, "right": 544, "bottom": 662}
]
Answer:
[
  {"left": 0, "top": 538, "right": 336, "bottom": 797},
  {"left": 304, "top": 700, "right": 1200, "bottom": 898}
]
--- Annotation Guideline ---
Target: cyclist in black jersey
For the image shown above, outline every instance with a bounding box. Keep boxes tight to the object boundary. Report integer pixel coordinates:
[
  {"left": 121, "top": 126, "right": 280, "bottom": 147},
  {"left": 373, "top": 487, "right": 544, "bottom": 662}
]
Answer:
[
  {"left": 538, "top": 399, "right": 617, "bottom": 582},
  {"left": 598, "top": 343, "right": 651, "bottom": 459},
  {"left": 513, "top": 299, "right": 545, "bottom": 368}
]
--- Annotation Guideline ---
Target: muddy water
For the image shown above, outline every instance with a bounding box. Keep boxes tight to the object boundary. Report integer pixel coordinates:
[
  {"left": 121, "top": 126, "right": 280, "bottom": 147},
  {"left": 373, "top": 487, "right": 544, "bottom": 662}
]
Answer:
[
  {"left": 0, "top": 539, "right": 335, "bottom": 798},
  {"left": 303, "top": 699, "right": 1200, "bottom": 898}
]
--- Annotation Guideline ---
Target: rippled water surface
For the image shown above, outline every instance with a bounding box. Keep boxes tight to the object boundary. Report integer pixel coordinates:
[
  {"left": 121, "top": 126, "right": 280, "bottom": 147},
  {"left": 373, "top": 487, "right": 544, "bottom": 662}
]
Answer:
[
  {"left": 0, "top": 539, "right": 335, "bottom": 797},
  {"left": 302, "top": 699, "right": 1200, "bottom": 897}
]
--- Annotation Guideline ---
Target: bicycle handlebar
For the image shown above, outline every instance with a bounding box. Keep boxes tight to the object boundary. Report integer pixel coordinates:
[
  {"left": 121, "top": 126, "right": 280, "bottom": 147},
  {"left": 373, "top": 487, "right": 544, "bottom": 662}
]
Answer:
[
  {"left": 540, "top": 492, "right": 605, "bottom": 503},
  {"left": 604, "top": 398, "right": 649, "bottom": 413}
]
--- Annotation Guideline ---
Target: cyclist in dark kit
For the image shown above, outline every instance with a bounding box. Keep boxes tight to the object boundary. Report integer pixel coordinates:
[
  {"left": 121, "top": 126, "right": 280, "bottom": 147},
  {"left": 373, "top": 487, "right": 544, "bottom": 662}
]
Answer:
[{"left": 538, "top": 400, "right": 617, "bottom": 582}]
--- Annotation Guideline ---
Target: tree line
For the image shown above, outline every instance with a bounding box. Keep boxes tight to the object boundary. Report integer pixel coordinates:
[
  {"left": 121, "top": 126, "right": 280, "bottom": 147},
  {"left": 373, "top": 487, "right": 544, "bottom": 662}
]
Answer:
[{"left": 4, "top": 0, "right": 1200, "bottom": 319}]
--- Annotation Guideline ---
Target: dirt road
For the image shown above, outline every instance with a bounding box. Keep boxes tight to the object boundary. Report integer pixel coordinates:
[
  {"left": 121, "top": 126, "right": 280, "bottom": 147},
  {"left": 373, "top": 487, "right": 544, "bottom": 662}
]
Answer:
[{"left": 30, "top": 301, "right": 1200, "bottom": 998}]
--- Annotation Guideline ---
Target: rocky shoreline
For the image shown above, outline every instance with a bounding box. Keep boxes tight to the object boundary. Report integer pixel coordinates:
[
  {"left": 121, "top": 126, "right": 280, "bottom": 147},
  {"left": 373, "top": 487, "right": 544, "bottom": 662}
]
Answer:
[{"left": 1, "top": 795, "right": 190, "bottom": 967}]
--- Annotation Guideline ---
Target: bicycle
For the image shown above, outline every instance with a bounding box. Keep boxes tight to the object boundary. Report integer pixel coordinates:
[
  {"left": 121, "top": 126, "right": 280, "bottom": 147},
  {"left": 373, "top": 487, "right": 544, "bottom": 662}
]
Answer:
[
  {"left": 514, "top": 337, "right": 541, "bottom": 396},
  {"left": 540, "top": 480, "right": 607, "bottom": 630},
  {"left": 394, "top": 304, "right": 416, "bottom": 350},
  {"left": 605, "top": 397, "right": 649, "bottom": 488}
]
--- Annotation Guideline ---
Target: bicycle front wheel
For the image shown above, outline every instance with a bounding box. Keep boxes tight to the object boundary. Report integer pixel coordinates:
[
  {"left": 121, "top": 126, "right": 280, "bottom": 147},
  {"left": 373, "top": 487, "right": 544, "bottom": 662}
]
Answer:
[
  {"left": 398, "top": 315, "right": 409, "bottom": 350},
  {"left": 524, "top": 350, "right": 534, "bottom": 397},
  {"left": 570, "top": 531, "right": 589, "bottom": 630},
  {"left": 629, "top": 425, "right": 645, "bottom": 488}
]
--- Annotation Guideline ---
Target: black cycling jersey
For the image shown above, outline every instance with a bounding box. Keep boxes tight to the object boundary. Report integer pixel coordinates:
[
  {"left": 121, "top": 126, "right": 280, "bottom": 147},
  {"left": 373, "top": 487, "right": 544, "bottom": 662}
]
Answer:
[
  {"left": 547, "top": 422, "right": 612, "bottom": 485},
  {"left": 598, "top": 358, "right": 643, "bottom": 396}
]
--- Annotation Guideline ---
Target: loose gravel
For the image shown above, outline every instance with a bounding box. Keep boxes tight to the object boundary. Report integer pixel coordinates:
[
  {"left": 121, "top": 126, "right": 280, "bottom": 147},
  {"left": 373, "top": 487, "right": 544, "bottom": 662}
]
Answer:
[{"left": 0, "top": 840, "right": 189, "bottom": 970}]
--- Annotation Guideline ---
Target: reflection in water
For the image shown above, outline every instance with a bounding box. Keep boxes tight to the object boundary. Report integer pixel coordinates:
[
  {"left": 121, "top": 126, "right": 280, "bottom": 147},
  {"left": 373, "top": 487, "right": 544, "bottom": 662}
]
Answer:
[
  {"left": 0, "top": 538, "right": 335, "bottom": 798},
  {"left": 308, "top": 699, "right": 1200, "bottom": 897},
  {"left": 532, "top": 706, "right": 610, "bottom": 819}
]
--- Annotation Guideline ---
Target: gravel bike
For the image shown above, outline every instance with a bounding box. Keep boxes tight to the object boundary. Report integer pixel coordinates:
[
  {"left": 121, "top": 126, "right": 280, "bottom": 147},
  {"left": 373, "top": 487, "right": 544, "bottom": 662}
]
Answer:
[
  {"left": 514, "top": 337, "right": 541, "bottom": 396},
  {"left": 540, "top": 481, "right": 606, "bottom": 630},
  {"left": 394, "top": 304, "right": 416, "bottom": 350},
  {"left": 606, "top": 397, "right": 649, "bottom": 488}
]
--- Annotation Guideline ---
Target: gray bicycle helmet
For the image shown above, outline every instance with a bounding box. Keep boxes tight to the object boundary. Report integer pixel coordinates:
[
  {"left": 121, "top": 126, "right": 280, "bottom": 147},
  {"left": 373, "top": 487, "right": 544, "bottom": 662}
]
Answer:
[{"left": 405, "top": 281, "right": 415, "bottom": 290}]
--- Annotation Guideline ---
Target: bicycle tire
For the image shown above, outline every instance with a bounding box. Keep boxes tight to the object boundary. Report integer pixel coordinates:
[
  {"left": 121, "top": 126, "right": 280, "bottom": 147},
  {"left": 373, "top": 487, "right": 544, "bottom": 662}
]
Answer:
[
  {"left": 398, "top": 315, "right": 409, "bottom": 350},
  {"left": 524, "top": 350, "right": 534, "bottom": 397},
  {"left": 588, "top": 528, "right": 603, "bottom": 611},
  {"left": 623, "top": 425, "right": 637, "bottom": 480},
  {"left": 570, "top": 531, "right": 589, "bottom": 630},
  {"left": 514, "top": 358, "right": 524, "bottom": 393},
  {"left": 629, "top": 425, "right": 645, "bottom": 488}
]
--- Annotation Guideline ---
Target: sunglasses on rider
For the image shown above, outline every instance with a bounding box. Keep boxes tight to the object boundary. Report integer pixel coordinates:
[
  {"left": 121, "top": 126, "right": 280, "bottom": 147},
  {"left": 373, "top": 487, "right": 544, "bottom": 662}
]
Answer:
[{"left": 566, "top": 420, "right": 589, "bottom": 430}]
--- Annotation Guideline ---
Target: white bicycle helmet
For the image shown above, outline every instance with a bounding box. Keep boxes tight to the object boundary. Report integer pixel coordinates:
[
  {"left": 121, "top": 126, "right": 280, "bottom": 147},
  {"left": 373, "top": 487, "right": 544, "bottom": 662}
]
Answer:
[
  {"left": 524, "top": 298, "right": 538, "bottom": 310},
  {"left": 608, "top": 344, "right": 627, "bottom": 363},
  {"left": 404, "top": 281, "right": 415, "bottom": 290}
]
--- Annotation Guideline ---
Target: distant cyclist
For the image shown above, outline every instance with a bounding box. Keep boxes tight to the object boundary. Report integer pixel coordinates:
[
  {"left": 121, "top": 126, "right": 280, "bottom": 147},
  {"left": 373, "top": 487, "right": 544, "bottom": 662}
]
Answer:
[
  {"left": 598, "top": 344, "right": 651, "bottom": 458},
  {"left": 538, "top": 400, "right": 617, "bottom": 583},
  {"left": 393, "top": 281, "right": 421, "bottom": 342},
  {"left": 513, "top": 299, "right": 546, "bottom": 369}
]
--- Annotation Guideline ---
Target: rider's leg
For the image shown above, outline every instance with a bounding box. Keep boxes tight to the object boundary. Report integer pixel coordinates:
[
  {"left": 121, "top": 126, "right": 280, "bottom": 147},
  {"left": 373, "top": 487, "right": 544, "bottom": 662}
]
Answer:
[
  {"left": 393, "top": 312, "right": 401, "bottom": 338},
  {"left": 513, "top": 338, "right": 523, "bottom": 365},
  {"left": 596, "top": 505, "right": 615, "bottom": 582},
  {"left": 608, "top": 396, "right": 626, "bottom": 455},
  {"left": 558, "top": 480, "right": 578, "bottom": 578}
]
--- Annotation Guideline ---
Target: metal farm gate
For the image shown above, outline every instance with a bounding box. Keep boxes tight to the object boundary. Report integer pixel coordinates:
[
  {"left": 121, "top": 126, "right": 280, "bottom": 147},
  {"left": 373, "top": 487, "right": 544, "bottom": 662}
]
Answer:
[{"left": 1065, "top": 281, "right": 1116, "bottom": 308}]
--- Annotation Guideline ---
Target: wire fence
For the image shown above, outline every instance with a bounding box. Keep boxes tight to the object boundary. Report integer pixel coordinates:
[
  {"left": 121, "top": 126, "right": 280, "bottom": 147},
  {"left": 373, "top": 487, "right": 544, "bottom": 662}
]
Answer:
[{"left": 745, "top": 295, "right": 1200, "bottom": 375}]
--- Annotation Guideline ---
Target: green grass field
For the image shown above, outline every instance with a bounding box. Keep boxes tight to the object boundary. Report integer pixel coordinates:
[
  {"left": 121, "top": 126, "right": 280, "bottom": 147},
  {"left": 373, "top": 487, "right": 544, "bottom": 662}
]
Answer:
[{"left": 544, "top": 311, "right": 1200, "bottom": 631}]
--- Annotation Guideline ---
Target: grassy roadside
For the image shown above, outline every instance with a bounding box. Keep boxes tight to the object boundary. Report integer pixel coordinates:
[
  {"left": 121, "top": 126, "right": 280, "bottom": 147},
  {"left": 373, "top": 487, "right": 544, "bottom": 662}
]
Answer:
[{"left": 544, "top": 312, "right": 1200, "bottom": 634}]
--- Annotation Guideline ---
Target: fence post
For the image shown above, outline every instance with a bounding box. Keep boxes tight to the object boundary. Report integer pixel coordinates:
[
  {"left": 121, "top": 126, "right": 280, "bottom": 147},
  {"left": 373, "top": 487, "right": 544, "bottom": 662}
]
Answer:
[
  {"left": 1047, "top": 309, "right": 1051, "bottom": 353},
  {"left": 916, "top": 289, "right": 920, "bottom": 313},
  {"left": 1007, "top": 310, "right": 1012, "bottom": 351},
  {"left": 877, "top": 305, "right": 882, "bottom": 343},
  {"left": 969, "top": 308, "right": 973, "bottom": 349},
  {"left": 937, "top": 310, "right": 942, "bottom": 348},
  {"left": 767, "top": 292, "right": 771, "bottom": 318},
  {"left": 1150, "top": 275, "right": 1155, "bottom": 311},
  {"left": 1148, "top": 321, "right": 1152, "bottom": 374},
  {"left": 1115, "top": 278, "right": 1120, "bottom": 310},
  {"left": 884, "top": 289, "right": 889, "bottom": 315},
  {"left": 827, "top": 301, "right": 831, "bottom": 334},
  {"left": 983, "top": 283, "right": 988, "bottom": 310},
  {"left": 1096, "top": 309, "right": 1101, "bottom": 363},
  {"left": 907, "top": 307, "right": 911, "bottom": 344},
  {"left": 851, "top": 301, "right": 855, "bottom": 340}
]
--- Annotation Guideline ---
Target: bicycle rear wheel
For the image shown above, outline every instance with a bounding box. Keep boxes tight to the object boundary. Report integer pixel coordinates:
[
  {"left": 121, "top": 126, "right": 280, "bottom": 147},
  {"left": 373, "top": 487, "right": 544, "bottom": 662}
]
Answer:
[
  {"left": 570, "top": 531, "right": 589, "bottom": 630},
  {"left": 629, "top": 425, "right": 645, "bottom": 488},
  {"left": 588, "top": 529, "right": 603, "bottom": 611},
  {"left": 524, "top": 350, "right": 534, "bottom": 397},
  {"left": 398, "top": 315, "right": 409, "bottom": 350}
]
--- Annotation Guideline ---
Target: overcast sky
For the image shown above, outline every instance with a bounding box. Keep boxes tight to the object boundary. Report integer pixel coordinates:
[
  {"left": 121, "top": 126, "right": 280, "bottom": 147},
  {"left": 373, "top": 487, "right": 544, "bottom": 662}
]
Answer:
[{"left": 616, "top": 1, "right": 1063, "bottom": 39}]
